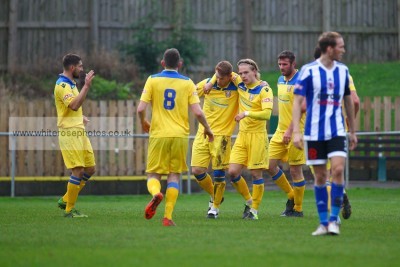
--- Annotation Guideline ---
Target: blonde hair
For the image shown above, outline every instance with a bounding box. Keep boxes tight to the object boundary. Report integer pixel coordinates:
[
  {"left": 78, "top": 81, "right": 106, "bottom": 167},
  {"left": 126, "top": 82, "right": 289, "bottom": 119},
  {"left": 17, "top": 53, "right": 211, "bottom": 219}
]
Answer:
[
  {"left": 237, "top": 58, "right": 261, "bottom": 80},
  {"left": 318, "top": 31, "right": 342, "bottom": 53}
]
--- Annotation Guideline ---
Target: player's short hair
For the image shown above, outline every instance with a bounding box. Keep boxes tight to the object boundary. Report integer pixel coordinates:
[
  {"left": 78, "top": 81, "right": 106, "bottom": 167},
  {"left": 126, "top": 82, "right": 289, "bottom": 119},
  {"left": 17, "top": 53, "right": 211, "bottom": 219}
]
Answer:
[
  {"left": 237, "top": 58, "right": 260, "bottom": 80},
  {"left": 277, "top": 50, "right": 296, "bottom": 64},
  {"left": 62, "top": 54, "right": 81, "bottom": 69},
  {"left": 313, "top": 46, "right": 322, "bottom": 59},
  {"left": 318, "top": 31, "right": 342, "bottom": 53},
  {"left": 215, "top": 61, "right": 233, "bottom": 76},
  {"left": 163, "top": 48, "right": 181, "bottom": 69}
]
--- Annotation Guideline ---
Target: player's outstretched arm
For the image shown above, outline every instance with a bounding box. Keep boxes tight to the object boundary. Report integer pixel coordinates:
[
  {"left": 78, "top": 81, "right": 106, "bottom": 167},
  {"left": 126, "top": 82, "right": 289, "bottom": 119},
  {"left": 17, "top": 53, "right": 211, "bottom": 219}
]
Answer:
[
  {"left": 69, "top": 70, "right": 95, "bottom": 111},
  {"left": 190, "top": 103, "right": 214, "bottom": 142},
  {"left": 137, "top": 100, "right": 150, "bottom": 133},
  {"left": 235, "top": 109, "right": 272, "bottom": 122}
]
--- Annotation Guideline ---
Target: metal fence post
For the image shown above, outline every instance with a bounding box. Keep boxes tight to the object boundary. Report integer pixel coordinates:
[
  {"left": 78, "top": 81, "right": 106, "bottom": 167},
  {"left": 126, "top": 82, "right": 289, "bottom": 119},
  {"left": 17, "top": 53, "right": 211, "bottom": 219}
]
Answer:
[
  {"left": 377, "top": 136, "right": 387, "bottom": 182},
  {"left": 186, "top": 137, "right": 193, "bottom": 195},
  {"left": 345, "top": 133, "right": 349, "bottom": 189},
  {"left": 10, "top": 135, "right": 16, "bottom": 198}
]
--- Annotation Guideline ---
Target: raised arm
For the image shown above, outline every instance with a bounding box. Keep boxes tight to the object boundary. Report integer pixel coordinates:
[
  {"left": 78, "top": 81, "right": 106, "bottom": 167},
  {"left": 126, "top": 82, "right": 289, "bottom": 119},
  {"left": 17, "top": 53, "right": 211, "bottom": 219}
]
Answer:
[{"left": 68, "top": 70, "right": 95, "bottom": 111}]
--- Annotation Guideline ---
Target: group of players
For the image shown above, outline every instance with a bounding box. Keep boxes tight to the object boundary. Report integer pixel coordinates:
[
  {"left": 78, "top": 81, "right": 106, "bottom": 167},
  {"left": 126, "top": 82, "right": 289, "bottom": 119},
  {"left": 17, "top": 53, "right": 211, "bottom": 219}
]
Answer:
[{"left": 54, "top": 31, "right": 358, "bottom": 236}]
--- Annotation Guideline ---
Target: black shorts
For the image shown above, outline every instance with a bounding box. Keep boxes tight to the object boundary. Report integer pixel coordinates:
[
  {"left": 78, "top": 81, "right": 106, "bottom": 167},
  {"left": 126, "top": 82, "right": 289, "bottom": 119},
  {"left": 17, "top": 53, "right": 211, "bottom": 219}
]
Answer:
[{"left": 305, "top": 136, "right": 347, "bottom": 165}]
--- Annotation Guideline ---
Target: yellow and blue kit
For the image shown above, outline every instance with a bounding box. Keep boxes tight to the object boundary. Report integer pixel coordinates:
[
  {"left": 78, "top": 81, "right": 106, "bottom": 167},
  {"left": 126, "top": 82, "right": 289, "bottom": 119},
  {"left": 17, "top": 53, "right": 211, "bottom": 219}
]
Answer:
[
  {"left": 54, "top": 74, "right": 95, "bottom": 169},
  {"left": 196, "top": 78, "right": 239, "bottom": 136},
  {"left": 140, "top": 70, "right": 200, "bottom": 138},
  {"left": 140, "top": 69, "right": 199, "bottom": 174},
  {"left": 191, "top": 78, "right": 238, "bottom": 169},
  {"left": 54, "top": 74, "right": 84, "bottom": 129},
  {"left": 275, "top": 71, "right": 305, "bottom": 132}
]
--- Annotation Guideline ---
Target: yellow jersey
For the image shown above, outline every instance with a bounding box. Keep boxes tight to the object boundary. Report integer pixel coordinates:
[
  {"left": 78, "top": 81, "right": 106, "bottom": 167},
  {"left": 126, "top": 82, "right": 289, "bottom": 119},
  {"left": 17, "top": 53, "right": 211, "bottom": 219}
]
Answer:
[
  {"left": 276, "top": 70, "right": 305, "bottom": 131},
  {"left": 140, "top": 70, "right": 200, "bottom": 138},
  {"left": 237, "top": 80, "right": 273, "bottom": 133},
  {"left": 207, "top": 72, "right": 273, "bottom": 132},
  {"left": 54, "top": 74, "right": 84, "bottom": 129},
  {"left": 196, "top": 78, "right": 239, "bottom": 136}
]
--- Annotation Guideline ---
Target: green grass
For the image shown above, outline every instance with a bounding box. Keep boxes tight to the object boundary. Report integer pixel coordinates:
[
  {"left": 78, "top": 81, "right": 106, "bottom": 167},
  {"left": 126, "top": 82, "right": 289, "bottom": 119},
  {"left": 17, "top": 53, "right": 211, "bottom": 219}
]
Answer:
[
  {"left": 261, "top": 61, "right": 400, "bottom": 97},
  {"left": 1, "top": 189, "right": 400, "bottom": 267}
]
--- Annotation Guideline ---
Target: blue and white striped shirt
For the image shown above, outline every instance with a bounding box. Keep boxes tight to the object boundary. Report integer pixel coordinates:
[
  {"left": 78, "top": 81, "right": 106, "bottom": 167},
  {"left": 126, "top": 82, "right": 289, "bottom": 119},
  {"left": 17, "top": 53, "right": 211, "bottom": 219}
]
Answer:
[{"left": 294, "top": 60, "right": 350, "bottom": 141}]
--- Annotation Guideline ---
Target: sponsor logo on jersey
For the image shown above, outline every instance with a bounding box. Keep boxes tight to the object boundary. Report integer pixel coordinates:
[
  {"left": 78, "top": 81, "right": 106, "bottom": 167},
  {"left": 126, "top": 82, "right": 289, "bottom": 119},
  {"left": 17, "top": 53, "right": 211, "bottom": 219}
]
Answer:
[{"left": 63, "top": 93, "right": 73, "bottom": 101}]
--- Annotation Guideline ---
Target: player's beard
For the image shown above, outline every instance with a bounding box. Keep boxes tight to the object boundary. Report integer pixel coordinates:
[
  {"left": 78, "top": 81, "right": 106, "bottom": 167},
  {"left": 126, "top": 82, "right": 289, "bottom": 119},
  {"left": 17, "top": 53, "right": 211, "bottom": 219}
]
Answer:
[
  {"left": 72, "top": 68, "right": 80, "bottom": 79},
  {"left": 77, "top": 71, "right": 86, "bottom": 89}
]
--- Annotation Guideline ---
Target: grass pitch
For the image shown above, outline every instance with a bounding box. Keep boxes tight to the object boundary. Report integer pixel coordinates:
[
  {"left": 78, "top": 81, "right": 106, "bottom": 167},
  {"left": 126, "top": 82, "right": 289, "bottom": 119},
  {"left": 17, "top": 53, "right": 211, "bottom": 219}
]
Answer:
[{"left": 1, "top": 188, "right": 399, "bottom": 267}]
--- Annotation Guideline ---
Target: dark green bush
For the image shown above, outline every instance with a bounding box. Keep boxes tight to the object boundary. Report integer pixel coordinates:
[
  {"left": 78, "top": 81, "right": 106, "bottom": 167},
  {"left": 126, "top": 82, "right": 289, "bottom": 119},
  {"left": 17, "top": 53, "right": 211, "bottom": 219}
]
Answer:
[{"left": 89, "top": 75, "right": 134, "bottom": 100}]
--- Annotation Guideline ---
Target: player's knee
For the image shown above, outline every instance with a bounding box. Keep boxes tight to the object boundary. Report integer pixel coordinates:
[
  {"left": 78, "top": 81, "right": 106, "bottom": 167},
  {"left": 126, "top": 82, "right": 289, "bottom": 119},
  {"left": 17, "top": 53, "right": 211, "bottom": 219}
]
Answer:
[
  {"left": 289, "top": 167, "right": 302, "bottom": 179},
  {"left": 85, "top": 166, "right": 96, "bottom": 176},
  {"left": 191, "top": 167, "right": 205, "bottom": 176},
  {"left": 228, "top": 170, "right": 239, "bottom": 180},
  {"left": 331, "top": 165, "right": 344, "bottom": 178},
  {"left": 71, "top": 167, "right": 85, "bottom": 178},
  {"left": 266, "top": 166, "right": 279, "bottom": 176}
]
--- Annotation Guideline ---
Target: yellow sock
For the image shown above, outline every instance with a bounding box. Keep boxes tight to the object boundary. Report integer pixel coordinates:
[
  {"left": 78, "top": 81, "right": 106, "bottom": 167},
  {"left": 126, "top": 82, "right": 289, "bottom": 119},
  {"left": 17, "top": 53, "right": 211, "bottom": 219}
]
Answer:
[
  {"left": 164, "top": 182, "right": 179, "bottom": 220},
  {"left": 63, "top": 173, "right": 91, "bottom": 202},
  {"left": 327, "top": 184, "right": 332, "bottom": 212},
  {"left": 79, "top": 180, "right": 86, "bottom": 192},
  {"left": 147, "top": 178, "right": 161, "bottom": 196},
  {"left": 272, "top": 169, "right": 294, "bottom": 199},
  {"left": 65, "top": 175, "right": 82, "bottom": 212},
  {"left": 293, "top": 179, "right": 306, "bottom": 212},
  {"left": 79, "top": 173, "right": 91, "bottom": 193},
  {"left": 62, "top": 192, "right": 68, "bottom": 203},
  {"left": 251, "top": 179, "right": 264, "bottom": 210},
  {"left": 231, "top": 176, "right": 251, "bottom": 202},
  {"left": 213, "top": 181, "right": 226, "bottom": 208},
  {"left": 194, "top": 173, "right": 214, "bottom": 199}
]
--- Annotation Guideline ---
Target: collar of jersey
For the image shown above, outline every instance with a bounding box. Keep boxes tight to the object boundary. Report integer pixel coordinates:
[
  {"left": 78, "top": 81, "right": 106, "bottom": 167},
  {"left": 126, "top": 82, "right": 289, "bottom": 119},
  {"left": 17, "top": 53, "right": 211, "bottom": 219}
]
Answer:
[
  {"left": 58, "top": 74, "right": 76, "bottom": 87},
  {"left": 246, "top": 81, "right": 261, "bottom": 90},
  {"left": 284, "top": 69, "right": 299, "bottom": 82},
  {"left": 316, "top": 59, "right": 337, "bottom": 71},
  {"left": 212, "top": 81, "right": 236, "bottom": 91}
]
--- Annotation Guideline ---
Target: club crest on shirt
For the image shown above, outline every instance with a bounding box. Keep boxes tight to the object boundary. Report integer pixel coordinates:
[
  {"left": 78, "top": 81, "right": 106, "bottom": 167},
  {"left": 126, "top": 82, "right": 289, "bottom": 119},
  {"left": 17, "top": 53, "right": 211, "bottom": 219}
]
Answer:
[
  {"left": 287, "top": 85, "right": 293, "bottom": 92},
  {"left": 225, "top": 90, "right": 231, "bottom": 97},
  {"left": 328, "top": 78, "right": 335, "bottom": 90},
  {"left": 248, "top": 94, "right": 255, "bottom": 101}
]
